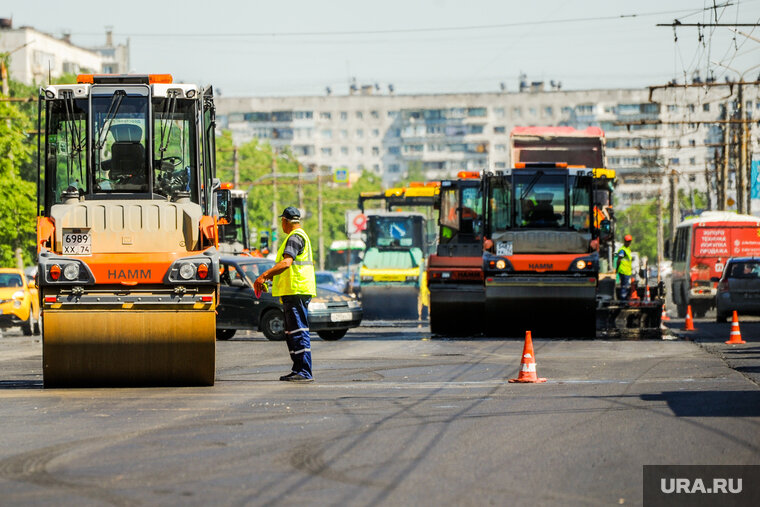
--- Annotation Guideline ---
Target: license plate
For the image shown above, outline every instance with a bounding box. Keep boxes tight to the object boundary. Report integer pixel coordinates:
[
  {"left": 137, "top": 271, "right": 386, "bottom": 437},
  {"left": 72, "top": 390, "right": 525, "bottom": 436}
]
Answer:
[
  {"left": 496, "top": 241, "right": 513, "bottom": 256},
  {"left": 330, "top": 312, "right": 352, "bottom": 322},
  {"left": 63, "top": 230, "right": 92, "bottom": 256}
]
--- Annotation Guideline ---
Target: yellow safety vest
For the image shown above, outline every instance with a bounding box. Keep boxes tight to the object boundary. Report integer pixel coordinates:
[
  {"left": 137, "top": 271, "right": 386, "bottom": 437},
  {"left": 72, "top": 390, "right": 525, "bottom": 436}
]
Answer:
[
  {"left": 273, "top": 228, "right": 317, "bottom": 297},
  {"left": 617, "top": 245, "right": 632, "bottom": 276}
]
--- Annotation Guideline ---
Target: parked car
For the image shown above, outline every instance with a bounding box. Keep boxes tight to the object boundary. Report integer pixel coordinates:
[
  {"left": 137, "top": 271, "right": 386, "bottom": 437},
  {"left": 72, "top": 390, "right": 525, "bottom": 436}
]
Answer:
[
  {"left": 0, "top": 268, "right": 41, "bottom": 336},
  {"left": 216, "top": 256, "right": 362, "bottom": 341},
  {"left": 315, "top": 271, "right": 345, "bottom": 294},
  {"left": 715, "top": 257, "right": 760, "bottom": 322}
]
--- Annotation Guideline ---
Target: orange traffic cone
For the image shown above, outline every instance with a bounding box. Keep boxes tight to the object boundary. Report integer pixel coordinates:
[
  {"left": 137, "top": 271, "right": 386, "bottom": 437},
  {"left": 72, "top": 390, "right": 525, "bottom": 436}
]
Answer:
[
  {"left": 630, "top": 283, "right": 640, "bottom": 300},
  {"left": 683, "top": 305, "right": 696, "bottom": 331},
  {"left": 725, "top": 311, "right": 746, "bottom": 344},
  {"left": 661, "top": 304, "right": 671, "bottom": 321},
  {"left": 509, "top": 331, "right": 547, "bottom": 383},
  {"left": 644, "top": 284, "right": 651, "bottom": 302}
]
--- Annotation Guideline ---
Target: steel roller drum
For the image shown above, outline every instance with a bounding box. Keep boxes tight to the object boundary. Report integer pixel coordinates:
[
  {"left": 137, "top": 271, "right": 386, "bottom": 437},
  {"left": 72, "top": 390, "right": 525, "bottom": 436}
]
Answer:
[
  {"left": 361, "top": 285, "right": 421, "bottom": 320},
  {"left": 43, "top": 309, "right": 215, "bottom": 387}
]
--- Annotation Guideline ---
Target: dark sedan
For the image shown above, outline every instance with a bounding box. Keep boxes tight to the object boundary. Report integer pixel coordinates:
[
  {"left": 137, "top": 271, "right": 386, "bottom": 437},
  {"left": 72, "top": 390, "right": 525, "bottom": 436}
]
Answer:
[
  {"left": 715, "top": 257, "right": 760, "bottom": 322},
  {"left": 216, "top": 256, "right": 363, "bottom": 341}
]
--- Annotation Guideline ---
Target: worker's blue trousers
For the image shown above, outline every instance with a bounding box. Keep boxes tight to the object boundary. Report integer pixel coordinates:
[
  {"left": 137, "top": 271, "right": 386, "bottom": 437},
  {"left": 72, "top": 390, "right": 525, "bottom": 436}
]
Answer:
[{"left": 281, "top": 295, "right": 313, "bottom": 379}]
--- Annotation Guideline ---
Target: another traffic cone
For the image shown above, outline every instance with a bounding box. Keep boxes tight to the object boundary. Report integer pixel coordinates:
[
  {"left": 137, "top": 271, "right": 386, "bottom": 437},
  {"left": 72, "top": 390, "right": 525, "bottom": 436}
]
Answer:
[
  {"left": 725, "top": 311, "right": 746, "bottom": 344},
  {"left": 644, "top": 284, "right": 651, "bottom": 302},
  {"left": 630, "top": 284, "right": 640, "bottom": 300},
  {"left": 683, "top": 305, "right": 696, "bottom": 331},
  {"left": 509, "top": 331, "right": 547, "bottom": 383},
  {"left": 661, "top": 303, "right": 671, "bottom": 321}
]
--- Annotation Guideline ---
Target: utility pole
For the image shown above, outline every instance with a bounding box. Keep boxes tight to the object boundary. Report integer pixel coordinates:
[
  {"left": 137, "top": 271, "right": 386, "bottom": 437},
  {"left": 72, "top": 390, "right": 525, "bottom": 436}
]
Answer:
[
  {"left": 317, "top": 165, "right": 325, "bottom": 271},
  {"left": 232, "top": 146, "right": 239, "bottom": 187},
  {"left": 736, "top": 82, "right": 745, "bottom": 213},
  {"left": 723, "top": 116, "right": 730, "bottom": 210},
  {"left": 297, "top": 164, "right": 304, "bottom": 211},
  {"left": 739, "top": 81, "right": 749, "bottom": 214},
  {"left": 704, "top": 161, "right": 712, "bottom": 210},
  {"left": 669, "top": 169, "right": 678, "bottom": 242},
  {"left": 271, "top": 149, "right": 278, "bottom": 251},
  {"left": 657, "top": 187, "right": 664, "bottom": 281}
]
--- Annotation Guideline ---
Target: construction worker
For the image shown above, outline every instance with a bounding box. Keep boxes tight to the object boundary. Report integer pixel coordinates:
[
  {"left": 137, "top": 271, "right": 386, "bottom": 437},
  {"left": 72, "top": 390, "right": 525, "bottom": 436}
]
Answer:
[
  {"left": 254, "top": 207, "right": 317, "bottom": 382},
  {"left": 616, "top": 234, "right": 634, "bottom": 300}
]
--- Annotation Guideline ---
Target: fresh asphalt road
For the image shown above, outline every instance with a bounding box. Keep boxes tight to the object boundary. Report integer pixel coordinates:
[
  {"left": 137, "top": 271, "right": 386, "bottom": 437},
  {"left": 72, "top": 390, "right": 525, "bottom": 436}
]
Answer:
[{"left": 0, "top": 318, "right": 758, "bottom": 506}]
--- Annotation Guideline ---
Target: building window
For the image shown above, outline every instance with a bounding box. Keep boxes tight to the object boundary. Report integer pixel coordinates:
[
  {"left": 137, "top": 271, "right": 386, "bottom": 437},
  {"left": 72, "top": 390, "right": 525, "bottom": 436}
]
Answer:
[
  {"left": 493, "top": 107, "right": 505, "bottom": 117},
  {"left": 404, "top": 144, "right": 423, "bottom": 153},
  {"left": 467, "top": 107, "right": 487, "bottom": 117},
  {"left": 689, "top": 157, "right": 696, "bottom": 165},
  {"left": 702, "top": 103, "right": 710, "bottom": 112},
  {"left": 388, "top": 146, "right": 400, "bottom": 155},
  {"left": 544, "top": 106, "right": 553, "bottom": 117},
  {"left": 689, "top": 139, "right": 696, "bottom": 147},
  {"left": 529, "top": 107, "right": 537, "bottom": 116},
  {"left": 512, "top": 107, "right": 522, "bottom": 117},
  {"left": 340, "top": 146, "right": 349, "bottom": 155},
  {"left": 669, "top": 158, "right": 680, "bottom": 165},
  {"left": 561, "top": 106, "right": 573, "bottom": 115},
  {"left": 320, "top": 112, "right": 332, "bottom": 120},
  {"left": 494, "top": 126, "right": 506, "bottom": 134},
  {"left": 371, "top": 128, "right": 380, "bottom": 138},
  {"left": 294, "top": 111, "right": 313, "bottom": 119},
  {"left": 371, "top": 110, "right": 379, "bottom": 119},
  {"left": 340, "top": 111, "right": 348, "bottom": 120},
  {"left": 321, "top": 129, "right": 332, "bottom": 139},
  {"left": 372, "top": 164, "right": 380, "bottom": 171},
  {"left": 689, "top": 174, "right": 696, "bottom": 182},
  {"left": 321, "top": 147, "right": 332, "bottom": 155},
  {"left": 356, "top": 111, "right": 364, "bottom": 119},
  {"left": 668, "top": 140, "right": 679, "bottom": 147},
  {"left": 387, "top": 111, "right": 398, "bottom": 118},
  {"left": 667, "top": 105, "right": 678, "bottom": 112},
  {"left": 372, "top": 146, "right": 380, "bottom": 156},
  {"left": 468, "top": 125, "right": 484, "bottom": 134},
  {"left": 389, "top": 164, "right": 400, "bottom": 172},
  {"left": 494, "top": 144, "right": 506, "bottom": 152},
  {"left": 340, "top": 129, "right": 348, "bottom": 139},
  {"left": 356, "top": 147, "right": 364, "bottom": 155},
  {"left": 494, "top": 162, "right": 506, "bottom": 169},
  {"left": 355, "top": 129, "right": 364, "bottom": 139}
]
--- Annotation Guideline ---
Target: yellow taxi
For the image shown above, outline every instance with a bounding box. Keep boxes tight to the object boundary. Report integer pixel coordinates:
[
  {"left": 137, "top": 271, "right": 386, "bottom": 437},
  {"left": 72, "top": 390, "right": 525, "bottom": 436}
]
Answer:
[{"left": 0, "top": 268, "right": 40, "bottom": 336}]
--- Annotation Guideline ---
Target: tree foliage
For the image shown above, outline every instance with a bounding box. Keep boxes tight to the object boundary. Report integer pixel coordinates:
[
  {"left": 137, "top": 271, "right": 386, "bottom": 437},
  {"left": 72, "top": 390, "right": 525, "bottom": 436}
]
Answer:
[
  {"left": 615, "top": 200, "right": 665, "bottom": 263},
  {"left": 215, "top": 132, "right": 383, "bottom": 263}
]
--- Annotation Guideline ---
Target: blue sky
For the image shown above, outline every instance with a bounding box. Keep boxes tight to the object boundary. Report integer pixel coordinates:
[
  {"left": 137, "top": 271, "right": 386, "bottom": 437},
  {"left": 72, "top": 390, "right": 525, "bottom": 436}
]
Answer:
[{"left": 7, "top": 0, "right": 760, "bottom": 96}]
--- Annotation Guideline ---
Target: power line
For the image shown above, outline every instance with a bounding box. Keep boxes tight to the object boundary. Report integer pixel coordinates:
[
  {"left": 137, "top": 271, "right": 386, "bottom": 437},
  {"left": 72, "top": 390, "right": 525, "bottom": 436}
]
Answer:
[{"left": 65, "top": 7, "right": 724, "bottom": 38}]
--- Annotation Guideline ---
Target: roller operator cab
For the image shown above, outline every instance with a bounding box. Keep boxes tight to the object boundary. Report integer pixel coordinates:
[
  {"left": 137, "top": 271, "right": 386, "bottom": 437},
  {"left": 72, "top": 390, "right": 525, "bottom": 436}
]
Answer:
[
  {"left": 427, "top": 172, "right": 486, "bottom": 335},
  {"left": 36, "top": 74, "right": 232, "bottom": 387},
  {"left": 483, "top": 164, "right": 599, "bottom": 337}
]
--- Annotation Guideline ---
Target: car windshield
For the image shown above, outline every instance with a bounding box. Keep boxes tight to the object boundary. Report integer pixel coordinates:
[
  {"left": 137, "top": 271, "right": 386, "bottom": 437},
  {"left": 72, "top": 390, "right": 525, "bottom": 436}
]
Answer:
[
  {"left": 239, "top": 261, "right": 275, "bottom": 280},
  {"left": 728, "top": 261, "right": 760, "bottom": 279},
  {"left": 316, "top": 273, "right": 335, "bottom": 285},
  {"left": 0, "top": 273, "right": 24, "bottom": 287}
]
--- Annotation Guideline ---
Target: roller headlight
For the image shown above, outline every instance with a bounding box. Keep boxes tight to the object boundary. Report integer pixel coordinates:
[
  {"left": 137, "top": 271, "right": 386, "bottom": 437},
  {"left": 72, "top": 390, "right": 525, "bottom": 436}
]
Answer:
[
  {"left": 496, "top": 259, "right": 507, "bottom": 270},
  {"left": 63, "top": 263, "right": 80, "bottom": 280},
  {"left": 12, "top": 290, "right": 25, "bottom": 300},
  {"left": 179, "top": 262, "right": 196, "bottom": 280},
  {"left": 575, "top": 260, "right": 587, "bottom": 270},
  {"left": 310, "top": 302, "right": 327, "bottom": 310}
]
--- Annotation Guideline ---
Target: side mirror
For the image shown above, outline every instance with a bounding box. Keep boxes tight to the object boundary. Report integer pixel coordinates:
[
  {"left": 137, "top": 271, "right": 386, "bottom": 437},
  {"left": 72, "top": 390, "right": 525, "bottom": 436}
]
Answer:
[
  {"left": 230, "top": 278, "right": 247, "bottom": 288},
  {"left": 599, "top": 219, "right": 612, "bottom": 242},
  {"left": 664, "top": 239, "right": 671, "bottom": 260},
  {"left": 214, "top": 188, "right": 232, "bottom": 224}
]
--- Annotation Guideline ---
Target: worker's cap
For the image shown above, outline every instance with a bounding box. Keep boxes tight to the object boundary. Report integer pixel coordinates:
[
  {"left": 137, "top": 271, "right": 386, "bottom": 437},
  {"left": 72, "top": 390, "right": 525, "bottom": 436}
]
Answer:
[
  {"left": 279, "top": 206, "right": 301, "bottom": 222},
  {"left": 624, "top": 234, "right": 633, "bottom": 242}
]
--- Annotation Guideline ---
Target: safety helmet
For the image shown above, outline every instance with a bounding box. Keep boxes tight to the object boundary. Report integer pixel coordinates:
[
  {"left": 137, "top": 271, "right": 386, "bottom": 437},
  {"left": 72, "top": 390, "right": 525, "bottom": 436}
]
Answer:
[{"left": 623, "top": 234, "right": 633, "bottom": 242}]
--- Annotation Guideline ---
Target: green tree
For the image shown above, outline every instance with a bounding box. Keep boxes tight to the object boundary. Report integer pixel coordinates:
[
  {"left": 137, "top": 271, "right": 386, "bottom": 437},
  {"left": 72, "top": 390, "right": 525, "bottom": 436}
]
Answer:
[
  {"left": 614, "top": 199, "right": 667, "bottom": 263},
  {"left": 0, "top": 61, "right": 37, "bottom": 267}
]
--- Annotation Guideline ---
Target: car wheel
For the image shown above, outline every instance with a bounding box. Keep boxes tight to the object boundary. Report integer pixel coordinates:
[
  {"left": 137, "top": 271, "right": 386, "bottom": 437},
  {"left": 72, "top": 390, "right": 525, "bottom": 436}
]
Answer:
[
  {"left": 216, "top": 329, "right": 236, "bottom": 340},
  {"left": 260, "top": 310, "right": 286, "bottom": 341},
  {"left": 22, "top": 313, "right": 34, "bottom": 336},
  {"left": 33, "top": 312, "right": 41, "bottom": 335},
  {"left": 317, "top": 329, "right": 348, "bottom": 341}
]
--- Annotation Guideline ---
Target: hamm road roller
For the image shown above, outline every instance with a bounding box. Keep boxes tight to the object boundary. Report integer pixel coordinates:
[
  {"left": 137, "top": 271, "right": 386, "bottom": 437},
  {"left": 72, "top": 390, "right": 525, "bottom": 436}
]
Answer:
[{"left": 36, "top": 74, "right": 232, "bottom": 386}]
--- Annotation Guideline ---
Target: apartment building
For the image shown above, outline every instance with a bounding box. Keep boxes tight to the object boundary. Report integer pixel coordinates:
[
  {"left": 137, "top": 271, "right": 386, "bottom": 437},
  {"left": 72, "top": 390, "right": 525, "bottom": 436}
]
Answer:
[
  {"left": 0, "top": 19, "right": 129, "bottom": 85},
  {"left": 216, "top": 83, "right": 759, "bottom": 209}
]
